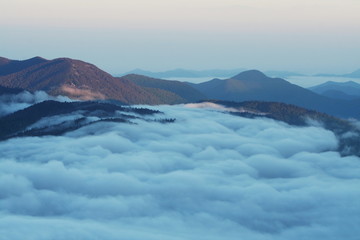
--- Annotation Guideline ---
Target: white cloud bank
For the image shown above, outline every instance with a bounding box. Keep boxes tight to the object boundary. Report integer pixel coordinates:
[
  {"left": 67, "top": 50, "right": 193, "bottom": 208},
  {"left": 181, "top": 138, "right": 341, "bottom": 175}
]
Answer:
[
  {"left": 0, "top": 103, "right": 359, "bottom": 240},
  {"left": 0, "top": 91, "right": 71, "bottom": 117}
]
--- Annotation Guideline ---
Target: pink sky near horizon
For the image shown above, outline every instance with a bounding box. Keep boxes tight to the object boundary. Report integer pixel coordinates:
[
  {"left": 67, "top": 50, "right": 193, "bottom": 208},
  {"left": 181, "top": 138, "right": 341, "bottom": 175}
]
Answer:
[{"left": 1, "top": 0, "right": 359, "bottom": 74}]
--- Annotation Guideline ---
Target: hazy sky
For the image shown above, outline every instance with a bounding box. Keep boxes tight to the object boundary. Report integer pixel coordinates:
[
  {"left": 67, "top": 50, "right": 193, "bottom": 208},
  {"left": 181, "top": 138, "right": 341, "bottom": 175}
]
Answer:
[{"left": 1, "top": 0, "right": 359, "bottom": 74}]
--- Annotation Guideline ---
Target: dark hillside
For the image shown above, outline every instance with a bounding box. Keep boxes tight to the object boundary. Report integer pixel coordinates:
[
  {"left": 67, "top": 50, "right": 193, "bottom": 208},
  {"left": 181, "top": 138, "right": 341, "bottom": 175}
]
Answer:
[
  {"left": 121, "top": 74, "right": 206, "bottom": 102},
  {"left": 191, "top": 70, "right": 360, "bottom": 119}
]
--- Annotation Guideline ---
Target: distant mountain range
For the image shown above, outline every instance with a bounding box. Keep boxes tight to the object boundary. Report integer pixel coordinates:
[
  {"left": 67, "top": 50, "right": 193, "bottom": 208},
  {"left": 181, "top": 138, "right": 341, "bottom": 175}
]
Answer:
[
  {"left": 262, "top": 71, "right": 305, "bottom": 78},
  {"left": 120, "top": 68, "right": 246, "bottom": 78},
  {"left": 122, "top": 68, "right": 360, "bottom": 80},
  {"left": 1, "top": 56, "right": 359, "bottom": 119},
  {"left": 120, "top": 68, "right": 304, "bottom": 79},
  {"left": 309, "top": 81, "right": 360, "bottom": 100},
  {"left": 315, "top": 69, "right": 360, "bottom": 78}
]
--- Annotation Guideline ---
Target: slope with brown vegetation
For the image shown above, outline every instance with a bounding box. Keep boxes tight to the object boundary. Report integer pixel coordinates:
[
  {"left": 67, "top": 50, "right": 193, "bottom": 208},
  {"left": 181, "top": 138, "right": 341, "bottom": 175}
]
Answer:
[{"left": 0, "top": 57, "right": 200, "bottom": 104}]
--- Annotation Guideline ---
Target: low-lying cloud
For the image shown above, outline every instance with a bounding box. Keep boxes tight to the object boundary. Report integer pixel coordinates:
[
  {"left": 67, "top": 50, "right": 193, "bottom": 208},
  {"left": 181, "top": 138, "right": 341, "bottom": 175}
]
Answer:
[
  {"left": 60, "top": 85, "right": 106, "bottom": 101},
  {"left": 0, "top": 91, "right": 71, "bottom": 117},
  {"left": 0, "top": 102, "right": 359, "bottom": 240}
]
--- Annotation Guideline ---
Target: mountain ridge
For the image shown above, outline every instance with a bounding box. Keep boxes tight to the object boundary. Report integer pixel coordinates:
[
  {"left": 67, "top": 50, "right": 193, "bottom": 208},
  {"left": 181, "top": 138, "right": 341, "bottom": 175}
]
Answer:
[
  {"left": 315, "top": 69, "right": 360, "bottom": 78},
  {"left": 1, "top": 56, "right": 359, "bottom": 119},
  {"left": 309, "top": 81, "right": 360, "bottom": 100},
  {"left": 120, "top": 74, "right": 206, "bottom": 102},
  {"left": 189, "top": 70, "right": 360, "bottom": 118},
  {"left": 120, "top": 68, "right": 246, "bottom": 79},
  {"left": 0, "top": 57, "right": 205, "bottom": 104}
]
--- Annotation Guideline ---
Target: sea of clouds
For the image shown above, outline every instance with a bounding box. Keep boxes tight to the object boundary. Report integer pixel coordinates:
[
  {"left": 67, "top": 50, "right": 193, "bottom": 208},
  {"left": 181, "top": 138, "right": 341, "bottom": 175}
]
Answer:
[{"left": 0, "top": 94, "right": 360, "bottom": 240}]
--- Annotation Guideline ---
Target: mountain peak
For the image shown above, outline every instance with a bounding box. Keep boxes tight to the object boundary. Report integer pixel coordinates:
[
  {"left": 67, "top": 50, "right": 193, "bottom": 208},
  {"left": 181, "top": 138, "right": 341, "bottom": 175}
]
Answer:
[
  {"left": 316, "top": 80, "right": 360, "bottom": 88},
  {"left": 338, "top": 81, "right": 360, "bottom": 87},
  {"left": 0, "top": 56, "right": 207, "bottom": 104},
  {"left": 231, "top": 70, "right": 268, "bottom": 80},
  {"left": 29, "top": 56, "right": 47, "bottom": 61},
  {"left": 24, "top": 56, "right": 48, "bottom": 64}
]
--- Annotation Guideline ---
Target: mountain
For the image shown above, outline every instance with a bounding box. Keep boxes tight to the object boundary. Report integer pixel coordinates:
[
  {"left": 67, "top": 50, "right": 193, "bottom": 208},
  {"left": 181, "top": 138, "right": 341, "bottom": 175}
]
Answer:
[
  {"left": 1, "top": 56, "right": 359, "bottom": 118},
  {"left": 0, "top": 100, "right": 173, "bottom": 140},
  {"left": 120, "top": 74, "right": 206, "bottom": 102},
  {"left": 121, "top": 69, "right": 304, "bottom": 79},
  {"left": 309, "top": 81, "right": 360, "bottom": 100},
  {"left": 0, "top": 57, "right": 202, "bottom": 104},
  {"left": 189, "top": 70, "right": 312, "bottom": 101},
  {"left": 0, "top": 56, "right": 47, "bottom": 76},
  {"left": 120, "top": 68, "right": 246, "bottom": 78},
  {"left": 0, "top": 57, "right": 157, "bottom": 103},
  {"left": 316, "top": 69, "right": 360, "bottom": 78},
  {"left": 189, "top": 70, "right": 360, "bottom": 118}
]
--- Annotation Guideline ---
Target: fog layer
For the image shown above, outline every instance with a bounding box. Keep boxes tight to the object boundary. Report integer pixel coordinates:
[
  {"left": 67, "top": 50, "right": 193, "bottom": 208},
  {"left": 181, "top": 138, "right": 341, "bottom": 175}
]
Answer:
[
  {"left": 0, "top": 103, "right": 359, "bottom": 240},
  {"left": 0, "top": 91, "right": 71, "bottom": 117}
]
